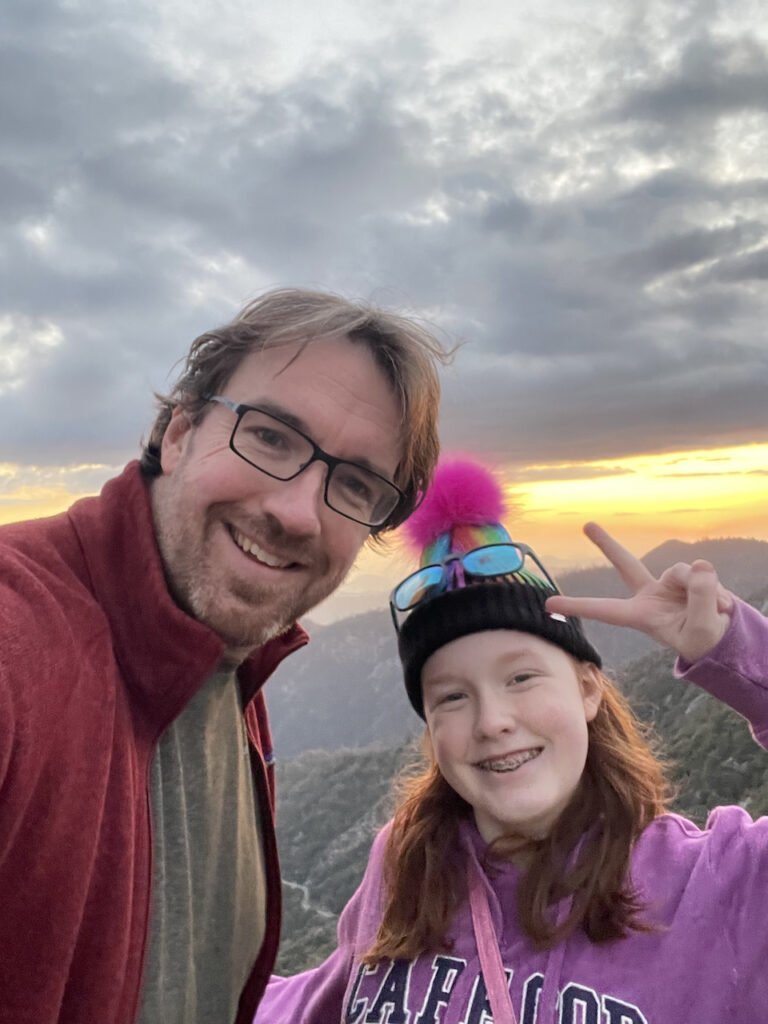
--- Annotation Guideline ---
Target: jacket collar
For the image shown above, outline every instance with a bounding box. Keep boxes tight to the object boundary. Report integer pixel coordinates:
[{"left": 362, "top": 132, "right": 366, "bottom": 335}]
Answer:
[{"left": 67, "top": 461, "right": 308, "bottom": 731}]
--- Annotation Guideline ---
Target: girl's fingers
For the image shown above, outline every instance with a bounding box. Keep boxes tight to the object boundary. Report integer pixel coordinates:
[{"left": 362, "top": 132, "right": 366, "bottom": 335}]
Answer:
[
  {"left": 685, "top": 561, "right": 719, "bottom": 622},
  {"left": 716, "top": 585, "right": 736, "bottom": 615},
  {"left": 545, "top": 594, "right": 638, "bottom": 628},
  {"left": 657, "top": 562, "right": 695, "bottom": 590},
  {"left": 680, "top": 561, "right": 731, "bottom": 661},
  {"left": 583, "top": 522, "right": 655, "bottom": 593}
]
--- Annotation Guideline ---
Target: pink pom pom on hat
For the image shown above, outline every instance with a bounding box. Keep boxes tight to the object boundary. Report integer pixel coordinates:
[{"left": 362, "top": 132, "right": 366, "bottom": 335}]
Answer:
[{"left": 404, "top": 456, "right": 512, "bottom": 566}]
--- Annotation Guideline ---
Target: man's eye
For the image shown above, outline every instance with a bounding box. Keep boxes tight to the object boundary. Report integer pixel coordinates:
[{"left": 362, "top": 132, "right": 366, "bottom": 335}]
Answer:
[
  {"left": 254, "top": 427, "right": 287, "bottom": 448},
  {"left": 335, "top": 470, "right": 376, "bottom": 508},
  {"left": 243, "top": 425, "right": 293, "bottom": 454}
]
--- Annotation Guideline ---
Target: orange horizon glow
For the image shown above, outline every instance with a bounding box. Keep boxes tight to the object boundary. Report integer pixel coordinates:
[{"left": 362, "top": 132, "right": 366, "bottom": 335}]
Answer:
[
  {"left": 502, "top": 442, "right": 768, "bottom": 569},
  {"left": 0, "top": 462, "right": 123, "bottom": 527},
  {"left": 2, "top": 443, "right": 766, "bottom": 615}
]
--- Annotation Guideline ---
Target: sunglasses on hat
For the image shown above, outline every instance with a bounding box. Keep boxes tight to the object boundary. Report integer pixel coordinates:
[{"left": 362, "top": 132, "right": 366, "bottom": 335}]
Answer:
[{"left": 389, "top": 542, "right": 561, "bottom": 632}]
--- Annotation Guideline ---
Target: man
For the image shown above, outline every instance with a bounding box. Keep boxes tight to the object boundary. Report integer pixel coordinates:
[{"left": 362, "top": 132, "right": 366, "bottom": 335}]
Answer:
[{"left": 0, "top": 288, "right": 448, "bottom": 1024}]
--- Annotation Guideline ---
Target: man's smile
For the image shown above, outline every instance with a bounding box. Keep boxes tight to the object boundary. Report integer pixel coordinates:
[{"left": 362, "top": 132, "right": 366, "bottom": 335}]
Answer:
[{"left": 229, "top": 526, "right": 300, "bottom": 570}]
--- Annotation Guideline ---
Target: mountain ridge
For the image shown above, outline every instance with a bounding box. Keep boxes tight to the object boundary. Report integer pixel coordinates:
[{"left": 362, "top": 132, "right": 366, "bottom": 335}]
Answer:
[{"left": 266, "top": 536, "right": 768, "bottom": 758}]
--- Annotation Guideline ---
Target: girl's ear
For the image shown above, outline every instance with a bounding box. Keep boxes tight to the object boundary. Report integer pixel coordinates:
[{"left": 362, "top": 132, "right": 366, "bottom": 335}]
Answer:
[
  {"left": 579, "top": 663, "right": 604, "bottom": 723},
  {"left": 160, "top": 407, "right": 193, "bottom": 474}
]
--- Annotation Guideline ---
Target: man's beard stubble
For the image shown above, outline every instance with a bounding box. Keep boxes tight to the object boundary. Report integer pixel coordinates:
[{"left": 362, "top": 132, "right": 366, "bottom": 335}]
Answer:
[{"left": 153, "top": 485, "right": 345, "bottom": 654}]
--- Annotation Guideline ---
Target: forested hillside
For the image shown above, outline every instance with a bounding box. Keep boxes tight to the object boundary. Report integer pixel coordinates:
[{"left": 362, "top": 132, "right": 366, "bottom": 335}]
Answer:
[
  {"left": 266, "top": 538, "right": 768, "bottom": 758},
  {"left": 274, "top": 744, "right": 415, "bottom": 974},
  {"left": 273, "top": 582, "right": 768, "bottom": 975}
]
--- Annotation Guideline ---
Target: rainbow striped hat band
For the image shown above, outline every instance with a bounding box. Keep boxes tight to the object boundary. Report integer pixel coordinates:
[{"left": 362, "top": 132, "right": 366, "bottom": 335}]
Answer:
[{"left": 419, "top": 521, "right": 556, "bottom": 593}]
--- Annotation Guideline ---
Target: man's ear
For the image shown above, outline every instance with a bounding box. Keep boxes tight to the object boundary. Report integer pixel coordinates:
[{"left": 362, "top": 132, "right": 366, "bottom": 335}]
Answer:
[
  {"left": 160, "top": 406, "right": 193, "bottom": 474},
  {"left": 579, "top": 663, "right": 604, "bottom": 723}
]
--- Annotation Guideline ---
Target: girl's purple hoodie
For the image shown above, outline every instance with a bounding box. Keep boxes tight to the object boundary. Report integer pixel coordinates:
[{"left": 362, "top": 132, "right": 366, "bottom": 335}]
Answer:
[{"left": 258, "top": 599, "right": 768, "bottom": 1023}]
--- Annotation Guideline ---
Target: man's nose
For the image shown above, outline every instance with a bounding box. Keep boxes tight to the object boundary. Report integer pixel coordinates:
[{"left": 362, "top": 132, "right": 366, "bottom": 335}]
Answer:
[{"left": 259, "top": 461, "right": 326, "bottom": 538}]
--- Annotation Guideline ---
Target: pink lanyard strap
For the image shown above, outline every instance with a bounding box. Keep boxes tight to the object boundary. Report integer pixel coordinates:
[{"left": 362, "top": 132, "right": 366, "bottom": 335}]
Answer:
[{"left": 467, "top": 859, "right": 519, "bottom": 1024}]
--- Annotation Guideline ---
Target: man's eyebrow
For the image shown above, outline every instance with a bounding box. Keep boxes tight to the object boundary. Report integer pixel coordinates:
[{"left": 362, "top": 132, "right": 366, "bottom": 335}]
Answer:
[
  {"left": 250, "top": 400, "right": 309, "bottom": 435},
  {"left": 245, "top": 399, "right": 397, "bottom": 480}
]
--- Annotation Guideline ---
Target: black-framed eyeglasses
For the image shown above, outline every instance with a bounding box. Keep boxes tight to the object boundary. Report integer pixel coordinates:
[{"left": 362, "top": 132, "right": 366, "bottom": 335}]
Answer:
[
  {"left": 204, "top": 395, "right": 404, "bottom": 528},
  {"left": 389, "top": 542, "right": 561, "bottom": 631}
]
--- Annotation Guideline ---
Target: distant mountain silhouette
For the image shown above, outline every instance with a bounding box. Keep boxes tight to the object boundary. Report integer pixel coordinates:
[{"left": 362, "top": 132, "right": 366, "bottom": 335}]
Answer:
[{"left": 266, "top": 537, "right": 768, "bottom": 758}]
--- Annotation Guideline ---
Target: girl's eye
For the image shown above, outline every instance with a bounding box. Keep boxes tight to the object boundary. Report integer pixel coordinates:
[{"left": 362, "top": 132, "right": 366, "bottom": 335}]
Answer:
[
  {"left": 509, "top": 672, "right": 536, "bottom": 685},
  {"left": 435, "top": 691, "right": 465, "bottom": 706}
]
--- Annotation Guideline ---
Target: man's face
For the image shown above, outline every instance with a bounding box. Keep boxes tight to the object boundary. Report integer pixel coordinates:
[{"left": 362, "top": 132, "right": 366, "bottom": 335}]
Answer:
[{"left": 151, "top": 334, "right": 403, "bottom": 653}]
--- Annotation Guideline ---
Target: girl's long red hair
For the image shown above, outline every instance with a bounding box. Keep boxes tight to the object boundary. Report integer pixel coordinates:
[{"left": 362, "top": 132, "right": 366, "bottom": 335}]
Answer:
[{"left": 363, "top": 666, "right": 670, "bottom": 963}]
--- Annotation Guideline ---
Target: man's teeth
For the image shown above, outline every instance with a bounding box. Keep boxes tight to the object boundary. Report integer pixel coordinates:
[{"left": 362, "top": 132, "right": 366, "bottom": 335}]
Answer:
[
  {"left": 478, "top": 749, "right": 541, "bottom": 772},
  {"left": 232, "top": 529, "right": 290, "bottom": 568}
]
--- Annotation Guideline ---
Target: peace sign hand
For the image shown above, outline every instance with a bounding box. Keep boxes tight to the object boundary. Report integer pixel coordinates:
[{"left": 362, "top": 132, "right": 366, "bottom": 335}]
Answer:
[{"left": 545, "top": 523, "right": 735, "bottom": 664}]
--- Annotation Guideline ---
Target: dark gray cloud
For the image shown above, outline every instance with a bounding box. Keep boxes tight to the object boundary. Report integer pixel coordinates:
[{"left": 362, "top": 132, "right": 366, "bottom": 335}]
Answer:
[
  {"left": 612, "top": 222, "right": 763, "bottom": 281},
  {"left": 617, "top": 33, "right": 768, "bottom": 124},
  {"left": 705, "top": 245, "right": 768, "bottom": 282},
  {"left": 1, "top": 0, "right": 767, "bottom": 475}
]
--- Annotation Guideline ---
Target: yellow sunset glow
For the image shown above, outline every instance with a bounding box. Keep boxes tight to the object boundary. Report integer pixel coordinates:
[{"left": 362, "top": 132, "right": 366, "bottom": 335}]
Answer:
[
  {"left": 505, "top": 443, "right": 768, "bottom": 568},
  {"left": 0, "top": 463, "right": 117, "bottom": 526}
]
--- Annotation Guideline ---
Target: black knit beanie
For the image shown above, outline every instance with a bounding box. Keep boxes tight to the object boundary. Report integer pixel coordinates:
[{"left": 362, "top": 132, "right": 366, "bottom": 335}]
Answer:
[
  {"left": 393, "top": 458, "right": 601, "bottom": 719},
  {"left": 397, "top": 578, "right": 601, "bottom": 718}
]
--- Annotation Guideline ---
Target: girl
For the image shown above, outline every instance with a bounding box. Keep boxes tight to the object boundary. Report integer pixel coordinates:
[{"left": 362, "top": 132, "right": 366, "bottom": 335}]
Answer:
[{"left": 257, "top": 459, "right": 768, "bottom": 1023}]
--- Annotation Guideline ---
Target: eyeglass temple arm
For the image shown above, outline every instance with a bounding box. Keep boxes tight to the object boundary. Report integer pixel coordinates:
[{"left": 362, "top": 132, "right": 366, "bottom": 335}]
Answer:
[
  {"left": 389, "top": 601, "right": 401, "bottom": 634},
  {"left": 203, "top": 395, "right": 239, "bottom": 414}
]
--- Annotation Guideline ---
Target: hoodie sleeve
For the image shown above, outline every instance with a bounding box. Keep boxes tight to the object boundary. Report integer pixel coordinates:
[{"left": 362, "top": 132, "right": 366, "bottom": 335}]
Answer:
[
  {"left": 254, "top": 824, "right": 391, "bottom": 1024},
  {"left": 253, "top": 948, "right": 353, "bottom": 1024},
  {"left": 675, "top": 599, "right": 768, "bottom": 749},
  {"left": 673, "top": 600, "right": 768, "bottom": 1003},
  {"left": 697, "top": 804, "right": 768, "bottom": 1005}
]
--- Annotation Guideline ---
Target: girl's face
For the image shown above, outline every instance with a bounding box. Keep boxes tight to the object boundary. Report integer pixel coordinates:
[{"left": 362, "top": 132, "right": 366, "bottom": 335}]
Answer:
[{"left": 422, "top": 630, "right": 603, "bottom": 843}]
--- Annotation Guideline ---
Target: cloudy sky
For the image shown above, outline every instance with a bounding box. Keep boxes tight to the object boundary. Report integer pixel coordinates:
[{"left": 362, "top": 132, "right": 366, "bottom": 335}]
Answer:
[{"left": 2, "top": 0, "right": 767, "bottom": 618}]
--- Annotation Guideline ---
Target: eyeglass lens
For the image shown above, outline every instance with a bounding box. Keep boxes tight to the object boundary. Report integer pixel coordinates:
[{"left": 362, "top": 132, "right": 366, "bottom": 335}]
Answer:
[
  {"left": 233, "top": 408, "right": 399, "bottom": 525},
  {"left": 394, "top": 544, "right": 526, "bottom": 611},
  {"left": 462, "top": 544, "right": 524, "bottom": 575},
  {"left": 394, "top": 565, "right": 445, "bottom": 610}
]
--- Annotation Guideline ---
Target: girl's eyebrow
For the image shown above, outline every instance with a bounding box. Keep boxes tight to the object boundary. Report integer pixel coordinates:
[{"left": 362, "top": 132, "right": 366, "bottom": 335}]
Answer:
[
  {"left": 423, "top": 671, "right": 472, "bottom": 693},
  {"left": 487, "top": 650, "right": 540, "bottom": 672},
  {"left": 425, "top": 649, "right": 542, "bottom": 687},
  {"left": 424, "top": 673, "right": 465, "bottom": 688}
]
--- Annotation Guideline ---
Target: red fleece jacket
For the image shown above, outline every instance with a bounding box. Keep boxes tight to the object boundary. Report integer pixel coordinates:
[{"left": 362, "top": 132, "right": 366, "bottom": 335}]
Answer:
[{"left": 0, "top": 462, "right": 307, "bottom": 1024}]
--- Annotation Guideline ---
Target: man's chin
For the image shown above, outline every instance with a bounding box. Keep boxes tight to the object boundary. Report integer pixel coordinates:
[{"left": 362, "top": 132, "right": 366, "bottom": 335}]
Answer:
[
  {"left": 189, "top": 576, "right": 337, "bottom": 653},
  {"left": 205, "top": 610, "right": 294, "bottom": 654}
]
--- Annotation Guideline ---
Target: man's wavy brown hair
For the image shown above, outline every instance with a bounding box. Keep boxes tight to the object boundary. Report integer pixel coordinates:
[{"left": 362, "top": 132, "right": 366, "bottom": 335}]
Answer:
[
  {"left": 363, "top": 666, "right": 670, "bottom": 963},
  {"left": 140, "top": 287, "right": 452, "bottom": 535}
]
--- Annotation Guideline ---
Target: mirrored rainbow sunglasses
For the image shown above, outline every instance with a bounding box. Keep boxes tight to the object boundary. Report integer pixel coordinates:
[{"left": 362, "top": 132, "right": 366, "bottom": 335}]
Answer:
[{"left": 389, "top": 522, "right": 562, "bottom": 632}]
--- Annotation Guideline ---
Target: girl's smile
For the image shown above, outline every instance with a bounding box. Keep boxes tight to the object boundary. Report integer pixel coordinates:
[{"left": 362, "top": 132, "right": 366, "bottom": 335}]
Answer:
[{"left": 422, "top": 629, "right": 603, "bottom": 842}]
